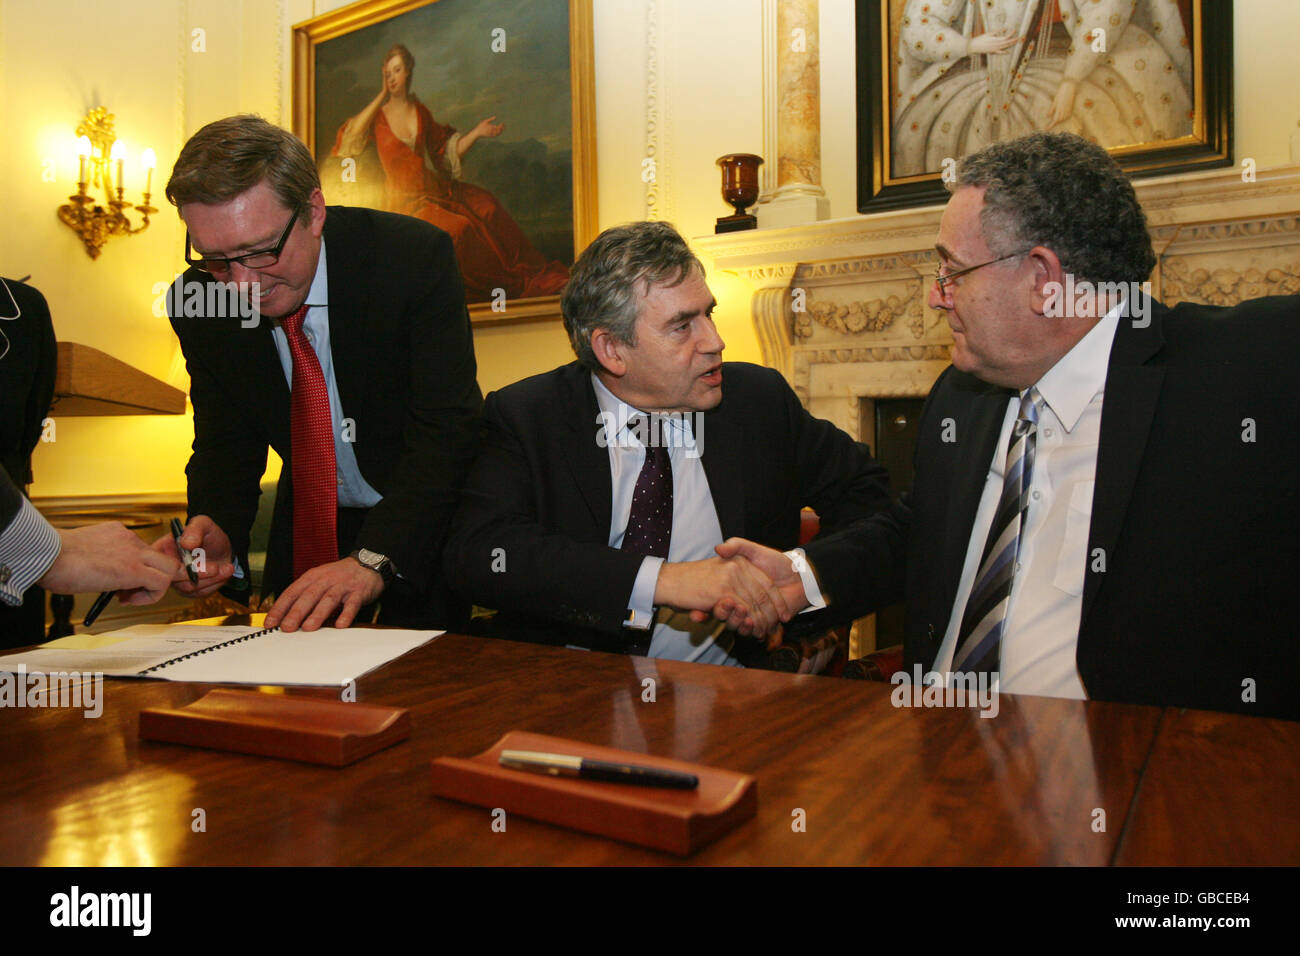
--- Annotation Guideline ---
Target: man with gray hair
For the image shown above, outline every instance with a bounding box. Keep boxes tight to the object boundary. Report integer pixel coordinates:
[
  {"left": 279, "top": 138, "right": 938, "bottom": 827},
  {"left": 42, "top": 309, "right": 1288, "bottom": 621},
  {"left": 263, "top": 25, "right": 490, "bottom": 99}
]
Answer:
[
  {"left": 721, "top": 132, "right": 1299, "bottom": 719},
  {"left": 157, "top": 114, "right": 481, "bottom": 632},
  {"left": 444, "top": 220, "right": 894, "bottom": 664}
]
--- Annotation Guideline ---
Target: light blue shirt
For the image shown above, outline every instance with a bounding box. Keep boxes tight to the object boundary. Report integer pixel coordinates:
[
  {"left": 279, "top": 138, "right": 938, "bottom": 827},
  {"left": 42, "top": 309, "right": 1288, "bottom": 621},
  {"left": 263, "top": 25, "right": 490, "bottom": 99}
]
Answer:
[
  {"left": 269, "top": 241, "right": 382, "bottom": 510},
  {"left": 592, "top": 375, "right": 740, "bottom": 667}
]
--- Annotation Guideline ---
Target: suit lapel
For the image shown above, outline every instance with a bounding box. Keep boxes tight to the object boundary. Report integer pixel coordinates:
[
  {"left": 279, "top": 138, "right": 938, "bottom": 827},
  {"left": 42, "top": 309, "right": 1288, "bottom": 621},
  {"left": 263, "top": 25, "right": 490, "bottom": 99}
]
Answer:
[
  {"left": 250, "top": 320, "right": 292, "bottom": 456},
  {"left": 699, "top": 408, "right": 746, "bottom": 538},
  {"left": 321, "top": 210, "right": 372, "bottom": 425},
  {"left": 1081, "top": 302, "right": 1166, "bottom": 627},
  {"left": 928, "top": 381, "right": 1012, "bottom": 655},
  {"left": 561, "top": 369, "right": 614, "bottom": 535}
]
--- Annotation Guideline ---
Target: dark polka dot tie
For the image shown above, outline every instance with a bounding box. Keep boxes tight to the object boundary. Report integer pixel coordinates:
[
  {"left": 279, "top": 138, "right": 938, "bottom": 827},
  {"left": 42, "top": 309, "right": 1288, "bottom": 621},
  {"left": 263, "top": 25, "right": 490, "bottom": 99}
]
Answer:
[
  {"left": 621, "top": 421, "right": 672, "bottom": 560},
  {"left": 281, "top": 304, "right": 338, "bottom": 578}
]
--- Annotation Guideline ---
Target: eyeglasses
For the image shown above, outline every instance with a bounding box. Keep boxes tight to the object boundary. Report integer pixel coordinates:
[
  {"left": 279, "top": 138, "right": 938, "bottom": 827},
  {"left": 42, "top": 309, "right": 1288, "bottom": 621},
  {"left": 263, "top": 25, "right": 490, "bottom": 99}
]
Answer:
[
  {"left": 932, "top": 251, "right": 1024, "bottom": 296},
  {"left": 185, "top": 208, "right": 300, "bottom": 276}
]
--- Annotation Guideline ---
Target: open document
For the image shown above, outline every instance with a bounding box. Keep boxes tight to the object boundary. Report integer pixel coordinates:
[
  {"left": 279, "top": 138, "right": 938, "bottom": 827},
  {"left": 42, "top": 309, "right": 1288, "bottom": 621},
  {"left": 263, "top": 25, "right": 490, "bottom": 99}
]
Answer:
[{"left": 0, "top": 624, "right": 442, "bottom": 686}]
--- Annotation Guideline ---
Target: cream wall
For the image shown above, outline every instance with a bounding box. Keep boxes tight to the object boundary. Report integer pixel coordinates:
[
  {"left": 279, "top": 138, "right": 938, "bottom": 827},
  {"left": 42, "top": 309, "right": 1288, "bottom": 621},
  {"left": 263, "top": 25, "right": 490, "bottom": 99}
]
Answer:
[{"left": 5, "top": 0, "right": 1298, "bottom": 498}]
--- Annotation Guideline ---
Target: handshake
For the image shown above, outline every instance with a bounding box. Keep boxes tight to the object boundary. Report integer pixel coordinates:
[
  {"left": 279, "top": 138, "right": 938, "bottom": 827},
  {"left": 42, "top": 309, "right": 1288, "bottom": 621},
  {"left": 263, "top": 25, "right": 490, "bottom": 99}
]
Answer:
[{"left": 651, "top": 538, "right": 814, "bottom": 649}]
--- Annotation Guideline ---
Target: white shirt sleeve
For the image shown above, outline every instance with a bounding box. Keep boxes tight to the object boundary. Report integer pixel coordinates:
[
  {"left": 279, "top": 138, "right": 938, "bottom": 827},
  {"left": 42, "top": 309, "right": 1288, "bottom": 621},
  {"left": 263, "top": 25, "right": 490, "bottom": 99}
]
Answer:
[
  {"left": 623, "top": 555, "right": 664, "bottom": 630},
  {"left": 786, "top": 547, "right": 826, "bottom": 611},
  {"left": 0, "top": 497, "right": 62, "bottom": 605}
]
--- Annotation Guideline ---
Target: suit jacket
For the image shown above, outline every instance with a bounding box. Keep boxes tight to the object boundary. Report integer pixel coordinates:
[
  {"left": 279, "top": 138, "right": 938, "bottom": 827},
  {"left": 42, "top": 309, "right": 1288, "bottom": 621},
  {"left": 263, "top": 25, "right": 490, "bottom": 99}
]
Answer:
[
  {"left": 168, "top": 206, "right": 482, "bottom": 627},
  {"left": 0, "top": 469, "right": 22, "bottom": 528},
  {"left": 808, "top": 295, "right": 1300, "bottom": 720},
  {"left": 0, "top": 467, "right": 61, "bottom": 628},
  {"left": 443, "top": 361, "right": 896, "bottom": 653},
  {"left": 0, "top": 278, "right": 56, "bottom": 488},
  {"left": 0, "top": 278, "right": 57, "bottom": 644}
]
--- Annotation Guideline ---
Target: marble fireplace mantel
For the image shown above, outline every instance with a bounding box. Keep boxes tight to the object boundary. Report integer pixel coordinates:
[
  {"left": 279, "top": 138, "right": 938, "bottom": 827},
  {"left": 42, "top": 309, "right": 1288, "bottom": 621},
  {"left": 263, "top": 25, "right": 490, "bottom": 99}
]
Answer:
[{"left": 696, "top": 163, "right": 1300, "bottom": 443}]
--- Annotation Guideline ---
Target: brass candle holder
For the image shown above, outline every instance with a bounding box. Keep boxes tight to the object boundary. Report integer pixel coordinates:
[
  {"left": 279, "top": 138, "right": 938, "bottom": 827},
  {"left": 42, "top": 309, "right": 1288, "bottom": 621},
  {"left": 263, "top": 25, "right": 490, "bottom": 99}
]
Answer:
[{"left": 57, "top": 107, "right": 156, "bottom": 259}]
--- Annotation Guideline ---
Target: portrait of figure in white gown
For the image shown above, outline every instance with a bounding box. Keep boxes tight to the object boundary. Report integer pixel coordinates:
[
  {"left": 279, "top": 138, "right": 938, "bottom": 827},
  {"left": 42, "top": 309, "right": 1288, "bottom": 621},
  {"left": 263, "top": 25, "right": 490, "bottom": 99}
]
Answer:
[{"left": 889, "top": 0, "right": 1194, "bottom": 178}]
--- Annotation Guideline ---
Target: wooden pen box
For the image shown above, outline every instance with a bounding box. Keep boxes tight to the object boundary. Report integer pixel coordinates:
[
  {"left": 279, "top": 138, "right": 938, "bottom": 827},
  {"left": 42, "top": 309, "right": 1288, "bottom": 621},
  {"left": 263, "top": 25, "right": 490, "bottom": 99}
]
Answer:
[
  {"left": 139, "top": 689, "right": 410, "bottom": 766},
  {"left": 430, "top": 730, "right": 757, "bottom": 856}
]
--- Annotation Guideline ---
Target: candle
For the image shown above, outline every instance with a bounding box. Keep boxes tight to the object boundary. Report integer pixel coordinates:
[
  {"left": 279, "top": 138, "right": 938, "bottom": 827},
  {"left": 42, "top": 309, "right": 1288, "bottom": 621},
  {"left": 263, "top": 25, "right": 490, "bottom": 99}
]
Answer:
[
  {"left": 142, "top": 148, "right": 156, "bottom": 195},
  {"left": 76, "top": 136, "right": 91, "bottom": 187},
  {"left": 110, "top": 141, "right": 125, "bottom": 195}
]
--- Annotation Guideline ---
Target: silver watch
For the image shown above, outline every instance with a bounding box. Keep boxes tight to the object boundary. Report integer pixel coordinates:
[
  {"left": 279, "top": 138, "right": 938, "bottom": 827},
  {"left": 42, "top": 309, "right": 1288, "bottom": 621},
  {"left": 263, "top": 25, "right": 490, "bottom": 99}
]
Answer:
[{"left": 350, "top": 548, "right": 396, "bottom": 585}]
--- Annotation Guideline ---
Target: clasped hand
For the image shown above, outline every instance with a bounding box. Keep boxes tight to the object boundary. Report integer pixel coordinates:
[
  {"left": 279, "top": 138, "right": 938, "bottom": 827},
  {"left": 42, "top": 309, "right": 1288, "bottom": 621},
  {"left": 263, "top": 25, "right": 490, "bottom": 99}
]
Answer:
[{"left": 655, "top": 538, "right": 812, "bottom": 646}]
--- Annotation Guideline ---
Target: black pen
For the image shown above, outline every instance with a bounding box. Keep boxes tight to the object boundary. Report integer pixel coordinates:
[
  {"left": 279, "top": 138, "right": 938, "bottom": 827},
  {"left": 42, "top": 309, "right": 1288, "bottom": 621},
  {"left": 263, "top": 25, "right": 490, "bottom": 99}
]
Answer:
[
  {"left": 81, "top": 588, "right": 114, "bottom": 627},
  {"left": 84, "top": 518, "right": 196, "bottom": 628},
  {"left": 499, "top": 750, "right": 699, "bottom": 789},
  {"left": 171, "top": 518, "right": 200, "bottom": 586}
]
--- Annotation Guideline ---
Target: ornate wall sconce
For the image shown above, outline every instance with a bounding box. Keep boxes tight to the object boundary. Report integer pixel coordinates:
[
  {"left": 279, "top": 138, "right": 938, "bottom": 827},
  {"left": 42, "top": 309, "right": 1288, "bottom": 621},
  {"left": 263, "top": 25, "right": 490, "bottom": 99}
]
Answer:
[{"left": 57, "top": 107, "right": 157, "bottom": 259}]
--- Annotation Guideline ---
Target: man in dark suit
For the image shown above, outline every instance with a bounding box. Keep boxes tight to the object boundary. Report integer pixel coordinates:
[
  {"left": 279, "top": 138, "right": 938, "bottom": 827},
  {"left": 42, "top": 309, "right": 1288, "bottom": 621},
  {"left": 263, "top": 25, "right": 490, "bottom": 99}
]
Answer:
[
  {"left": 0, "top": 277, "right": 57, "bottom": 645},
  {"left": 443, "top": 221, "right": 893, "bottom": 664},
  {"left": 159, "top": 115, "right": 481, "bottom": 632},
  {"left": 721, "top": 132, "right": 1298, "bottom": 719},
  {"left": 1, "top": 469, "right": 178, "bottom": 627}
]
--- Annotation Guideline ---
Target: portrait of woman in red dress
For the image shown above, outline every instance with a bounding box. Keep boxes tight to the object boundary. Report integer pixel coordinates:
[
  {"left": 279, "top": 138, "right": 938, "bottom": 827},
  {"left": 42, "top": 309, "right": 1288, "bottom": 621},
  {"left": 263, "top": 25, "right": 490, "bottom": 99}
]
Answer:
[{"left": 332, "top": 43, "right": 569, "bottom": 302}]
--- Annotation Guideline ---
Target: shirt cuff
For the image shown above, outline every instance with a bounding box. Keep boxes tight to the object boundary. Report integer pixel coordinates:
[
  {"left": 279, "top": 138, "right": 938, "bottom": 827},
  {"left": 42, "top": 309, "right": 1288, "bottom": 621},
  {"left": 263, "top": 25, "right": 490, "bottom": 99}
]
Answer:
[
  {"left": 623, "top": 555, "right": 664, "bottom": 630},
  {"left": 785, "top": 547, "right": 826, "bottom": 612},
  {"left": 0, "top": 498, "right": 61, "bottom": 606}
]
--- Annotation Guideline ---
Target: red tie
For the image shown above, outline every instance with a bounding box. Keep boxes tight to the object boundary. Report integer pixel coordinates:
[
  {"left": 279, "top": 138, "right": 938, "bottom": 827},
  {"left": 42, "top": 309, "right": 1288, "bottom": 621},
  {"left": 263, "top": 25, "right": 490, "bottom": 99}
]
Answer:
[{"left": 281, "top": 304, "right": 338, "bottom": 578}]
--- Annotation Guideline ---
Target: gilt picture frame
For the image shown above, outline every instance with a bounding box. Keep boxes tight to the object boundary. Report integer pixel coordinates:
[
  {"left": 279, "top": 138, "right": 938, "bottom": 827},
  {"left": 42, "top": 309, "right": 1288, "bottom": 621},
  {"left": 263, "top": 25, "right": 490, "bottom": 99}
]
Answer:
[
  {"left": 294, "top": 0, "right": 596, "bottom": 324},
  {"left": 856, "top": 0, "right": 1231, "bottom": 213}
]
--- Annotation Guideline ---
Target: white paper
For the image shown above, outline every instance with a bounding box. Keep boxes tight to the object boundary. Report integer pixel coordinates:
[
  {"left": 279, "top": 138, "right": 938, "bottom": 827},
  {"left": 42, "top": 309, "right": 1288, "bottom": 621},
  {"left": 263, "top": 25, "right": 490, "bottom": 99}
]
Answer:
[{"left": 0, "top": 624, "right": 442, "bottom": 686}]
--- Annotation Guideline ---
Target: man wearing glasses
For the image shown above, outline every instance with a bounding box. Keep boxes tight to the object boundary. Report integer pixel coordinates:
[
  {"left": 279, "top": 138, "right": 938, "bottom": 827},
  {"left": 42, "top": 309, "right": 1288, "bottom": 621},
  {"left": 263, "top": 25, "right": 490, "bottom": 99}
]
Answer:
[
  {"left": 712, "top": 131, "right": 1298, "bottom": 720},
  {"left": 158, "top": 114, "right": 482, "bottom": 632}
]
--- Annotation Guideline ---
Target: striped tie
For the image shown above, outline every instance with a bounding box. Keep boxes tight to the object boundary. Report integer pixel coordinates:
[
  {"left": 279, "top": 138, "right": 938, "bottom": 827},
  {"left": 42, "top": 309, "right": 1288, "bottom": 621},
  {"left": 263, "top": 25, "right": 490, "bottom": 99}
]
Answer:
[{"left": 951, "top": 387, "right": 1045, "bottom": 679}]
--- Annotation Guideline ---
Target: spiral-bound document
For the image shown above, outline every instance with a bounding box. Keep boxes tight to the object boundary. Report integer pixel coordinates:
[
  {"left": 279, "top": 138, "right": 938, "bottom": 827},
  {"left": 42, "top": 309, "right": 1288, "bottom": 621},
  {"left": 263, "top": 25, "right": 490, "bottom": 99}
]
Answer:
[{"left": 0, "top": 624, "right": 441, "bottom": 686}]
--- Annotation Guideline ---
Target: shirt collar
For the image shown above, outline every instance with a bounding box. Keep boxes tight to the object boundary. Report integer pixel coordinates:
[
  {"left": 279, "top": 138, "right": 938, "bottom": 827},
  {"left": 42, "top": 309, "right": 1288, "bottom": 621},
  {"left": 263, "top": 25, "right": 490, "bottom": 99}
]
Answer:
[
  {"left": 592, "top": 373, "right": 643, "bottom": 440},
  {"left": 1031, "top": 297, "right": 1123, "bottom": 432},
  {"left": 590, "top": 373, "right": 693, "bottom": 441},
  {"left": 304, "top": 238, "right": 329, "bottom": 309}
]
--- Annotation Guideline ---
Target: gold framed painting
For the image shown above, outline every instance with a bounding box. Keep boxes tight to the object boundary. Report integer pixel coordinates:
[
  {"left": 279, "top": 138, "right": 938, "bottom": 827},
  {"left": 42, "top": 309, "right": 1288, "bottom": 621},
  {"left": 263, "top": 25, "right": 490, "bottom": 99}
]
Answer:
[
  {"left": 294, "top": 0, "right": 596, "bottom": 324},
  {"left": 856, "top": 0, "right": 1232, "bottom": 213}
]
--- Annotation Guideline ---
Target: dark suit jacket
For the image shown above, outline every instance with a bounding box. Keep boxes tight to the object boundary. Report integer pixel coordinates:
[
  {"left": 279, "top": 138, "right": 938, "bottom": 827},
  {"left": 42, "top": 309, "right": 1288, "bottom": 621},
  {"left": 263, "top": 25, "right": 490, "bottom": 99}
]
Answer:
[
  {"left": 0, "top": 468, "right": 57, "bottom": 638},
  {"left": 808, "top": 295, "right": 1300, "bottom": 720},
  {"left": 443, "top": 361, "right": 895, "bottom": 653},
  {"left": 0, "top": 278, "right": 56, "bottom": 488},
  {"left": 0, "top": 469, "right": 22, "bottom": 527},
  {"left": 0, "top": 278, "right": 57, "bottom": 645},
  {"left": 168, "top": 206, "right": 482, "bottom": 627}
]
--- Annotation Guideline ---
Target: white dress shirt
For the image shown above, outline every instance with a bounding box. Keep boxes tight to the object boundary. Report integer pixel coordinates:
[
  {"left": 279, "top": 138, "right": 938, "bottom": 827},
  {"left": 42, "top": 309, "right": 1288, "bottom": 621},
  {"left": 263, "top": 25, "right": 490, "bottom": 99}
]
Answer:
[
  {"left": 931, "top": 301, "right": 1124, "bottom": 698},
  {"left": 591, "top": 375, "right": 741, "bottom": 666}
]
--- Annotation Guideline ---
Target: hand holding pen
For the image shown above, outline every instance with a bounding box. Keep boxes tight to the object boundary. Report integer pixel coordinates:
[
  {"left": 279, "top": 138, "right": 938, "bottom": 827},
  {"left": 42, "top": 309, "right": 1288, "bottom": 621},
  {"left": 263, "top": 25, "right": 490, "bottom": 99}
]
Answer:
[
  {"left": 148, "top": 514, "right": 237, "bottom": 598},
  {"left": 41, "top": 523, "right": 181, "bottom": 627}
]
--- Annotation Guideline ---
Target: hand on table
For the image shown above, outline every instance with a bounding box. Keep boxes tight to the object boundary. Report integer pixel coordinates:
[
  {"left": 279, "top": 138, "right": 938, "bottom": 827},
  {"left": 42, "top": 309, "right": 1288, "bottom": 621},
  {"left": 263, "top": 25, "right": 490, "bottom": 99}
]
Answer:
[{"left": 264, "top": 557, "right": 384, "bottom": 633}]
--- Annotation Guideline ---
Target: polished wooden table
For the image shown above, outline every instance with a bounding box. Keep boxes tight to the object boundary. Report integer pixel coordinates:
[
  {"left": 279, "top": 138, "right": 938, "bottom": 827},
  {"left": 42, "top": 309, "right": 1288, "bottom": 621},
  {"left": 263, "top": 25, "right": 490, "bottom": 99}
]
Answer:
[{"left": 1, "top": 627, "right": 1295, "bottom": 865}]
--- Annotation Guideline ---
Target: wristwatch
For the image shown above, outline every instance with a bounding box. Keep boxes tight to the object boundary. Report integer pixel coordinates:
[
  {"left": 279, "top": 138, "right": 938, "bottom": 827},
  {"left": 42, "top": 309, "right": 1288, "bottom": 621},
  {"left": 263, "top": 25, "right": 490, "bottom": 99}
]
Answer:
[{"left": 350, "top": 548, "right": 397, "bottom": 585}]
